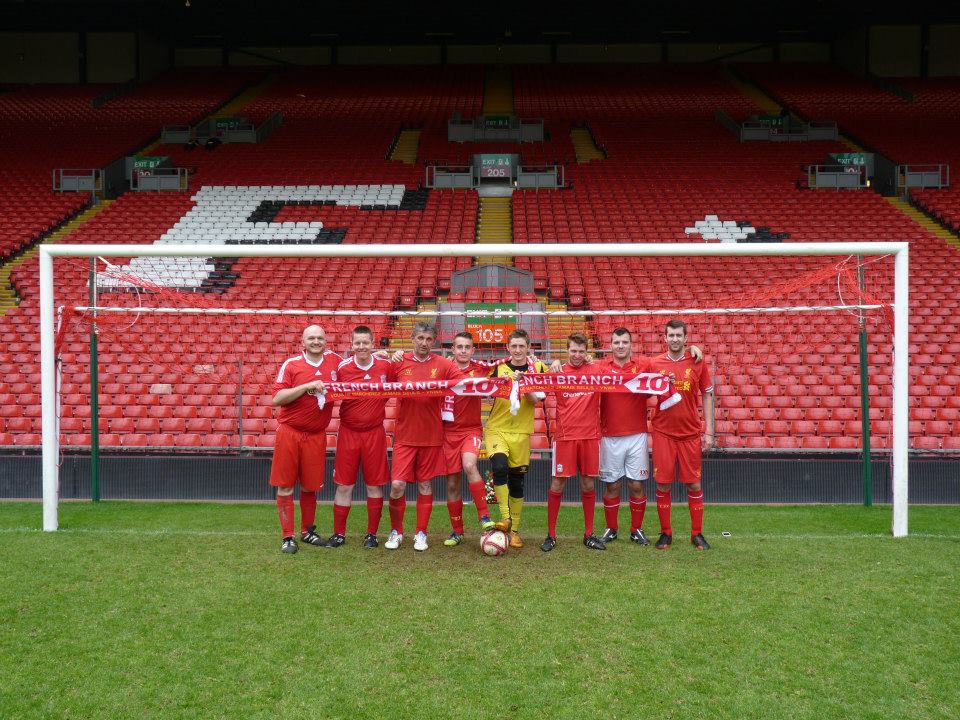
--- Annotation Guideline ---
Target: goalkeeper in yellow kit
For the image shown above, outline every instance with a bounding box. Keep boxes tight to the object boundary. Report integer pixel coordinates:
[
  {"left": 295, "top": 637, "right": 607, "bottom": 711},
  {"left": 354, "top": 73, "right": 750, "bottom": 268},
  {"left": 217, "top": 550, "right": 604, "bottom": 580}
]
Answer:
[{"left": 485, "top": 329, "right": 550, "bottom": 549}]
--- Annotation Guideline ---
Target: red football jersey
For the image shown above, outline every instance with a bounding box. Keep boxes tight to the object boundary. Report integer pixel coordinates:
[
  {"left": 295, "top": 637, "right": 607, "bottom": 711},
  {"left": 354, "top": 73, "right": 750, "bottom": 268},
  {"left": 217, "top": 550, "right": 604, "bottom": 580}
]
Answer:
[
  {"left": 273, "top": 351, "right": 342, "bottom": 433},
  {"left": 446, "top": 360, "right": 485, "bottom": 432},
  {"left": 596, "top": 356, "right": 653, "bottom": 437},
  {"left": 394, "top": 353, "right": 457, "bottom": 447},
  {"left": 553, "top": 361, "right": 601, "bottom": 441},
  {"left": 336, "top": 356, "right": 396, "bottom": 431},
  {"left": 649, "top": 352, "right": 713, "bottom": 439}
]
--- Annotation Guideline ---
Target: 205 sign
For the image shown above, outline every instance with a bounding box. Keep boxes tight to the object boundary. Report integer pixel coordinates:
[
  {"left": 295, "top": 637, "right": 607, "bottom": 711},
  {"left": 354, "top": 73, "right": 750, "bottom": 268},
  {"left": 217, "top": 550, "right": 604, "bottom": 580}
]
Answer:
[{"left": 478, "top": 154, "right": 514, "bottom": 179}]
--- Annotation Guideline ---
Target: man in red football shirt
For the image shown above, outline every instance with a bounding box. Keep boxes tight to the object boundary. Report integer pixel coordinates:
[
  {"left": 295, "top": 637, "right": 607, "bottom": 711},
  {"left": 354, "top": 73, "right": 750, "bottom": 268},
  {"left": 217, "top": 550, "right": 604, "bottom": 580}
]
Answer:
[
  {"left": 270, "top": 325, "right": 342, "bottom": 554},
  {"left": 385, "top": 321, "right": 458, "bottom": 552},
  {"left": 541, "top": 333, "right": 605, "bottom": 552},
  {"left": 325, "top": 326, "right": 395, "bottom": 550},
  {"left": 649, "top": 320, "right": 714, "bottom": 550},
  {"left": 591, "top": 328, "right": 702, "bottom": 547},
  {"left": 441, "top": 331, "right": 497, "bottom": 546}
]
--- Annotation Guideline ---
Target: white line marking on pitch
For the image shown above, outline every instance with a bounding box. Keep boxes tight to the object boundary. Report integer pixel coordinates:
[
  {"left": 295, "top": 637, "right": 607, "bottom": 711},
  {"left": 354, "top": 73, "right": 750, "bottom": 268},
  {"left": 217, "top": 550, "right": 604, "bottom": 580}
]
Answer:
[{"left": 0, "top": 528, "right": 957, "bottom": 540}]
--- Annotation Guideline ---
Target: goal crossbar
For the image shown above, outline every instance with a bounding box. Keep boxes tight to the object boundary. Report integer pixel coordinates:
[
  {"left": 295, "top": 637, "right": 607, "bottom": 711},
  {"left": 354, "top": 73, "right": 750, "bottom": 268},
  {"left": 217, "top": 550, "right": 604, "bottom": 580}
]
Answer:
[
  {"left": 39, "top": 242, "right": 910, "bottom": 536},
  {"left": 71, "top": 305, "right": 887, "bottom": 317}
]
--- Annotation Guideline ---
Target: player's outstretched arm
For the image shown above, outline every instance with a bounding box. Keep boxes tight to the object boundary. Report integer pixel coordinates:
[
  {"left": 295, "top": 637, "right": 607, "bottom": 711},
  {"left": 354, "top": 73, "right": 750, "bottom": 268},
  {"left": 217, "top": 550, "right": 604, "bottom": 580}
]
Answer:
[{"left": 690, "top": 345, "right": 704, "bottom": 363}]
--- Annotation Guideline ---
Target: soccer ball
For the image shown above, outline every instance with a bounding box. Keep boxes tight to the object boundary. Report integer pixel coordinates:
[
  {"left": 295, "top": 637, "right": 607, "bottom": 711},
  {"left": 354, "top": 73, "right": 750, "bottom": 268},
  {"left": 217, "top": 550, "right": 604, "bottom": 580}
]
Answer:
[{"left": 480, "top": 530, "right": 508, "bottom": 556}]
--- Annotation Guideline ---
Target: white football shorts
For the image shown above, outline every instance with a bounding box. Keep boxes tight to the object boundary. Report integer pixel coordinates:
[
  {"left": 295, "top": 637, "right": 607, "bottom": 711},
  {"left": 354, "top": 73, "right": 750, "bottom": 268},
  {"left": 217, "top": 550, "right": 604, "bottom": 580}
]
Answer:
[{"left": 599, "top": 432, "right": 650, "bottom": 483}]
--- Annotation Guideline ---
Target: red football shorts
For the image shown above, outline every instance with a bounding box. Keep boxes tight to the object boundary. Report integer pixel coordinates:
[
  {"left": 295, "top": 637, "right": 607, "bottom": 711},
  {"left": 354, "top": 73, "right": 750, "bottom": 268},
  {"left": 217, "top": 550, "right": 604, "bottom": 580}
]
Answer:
[
  {"left": 651, "top": 431, "right": 702, "bottom": 485},
  {"left": 443, "top": 428, "right": 483, "bottom": 474},
  {"left": 391, "top": 443, "right": 445, "bottom": 483},
  {"left": 333, "top": 425, "right": 389, "bottom": 486},
  {"left": 269, "top": 422, "right": 328, "bottom": 491},
  {"left": 552, "top": 438, "right": 600, "bottom": 478}
]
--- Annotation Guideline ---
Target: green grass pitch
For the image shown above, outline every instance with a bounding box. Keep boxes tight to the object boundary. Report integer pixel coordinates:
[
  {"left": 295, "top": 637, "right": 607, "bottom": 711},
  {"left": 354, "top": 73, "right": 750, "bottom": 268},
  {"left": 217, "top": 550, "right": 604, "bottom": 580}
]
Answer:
[{"left": 1, "top": 501, "right": 958, "bottom": 720}]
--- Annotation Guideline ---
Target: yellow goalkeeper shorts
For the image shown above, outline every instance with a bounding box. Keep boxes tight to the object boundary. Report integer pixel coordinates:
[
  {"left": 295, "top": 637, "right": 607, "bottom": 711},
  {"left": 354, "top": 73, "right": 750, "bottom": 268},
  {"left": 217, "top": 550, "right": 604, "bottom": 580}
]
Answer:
[{"left": 484, "top": 429, "right": 531, "bottom": 470}]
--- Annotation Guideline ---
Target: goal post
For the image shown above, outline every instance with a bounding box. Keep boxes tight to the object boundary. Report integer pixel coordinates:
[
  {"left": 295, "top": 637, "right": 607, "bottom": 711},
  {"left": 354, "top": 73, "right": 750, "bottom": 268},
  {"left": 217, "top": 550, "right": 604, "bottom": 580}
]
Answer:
[{"left": 38, "top": 241, "right": 910, "bottom": 536}]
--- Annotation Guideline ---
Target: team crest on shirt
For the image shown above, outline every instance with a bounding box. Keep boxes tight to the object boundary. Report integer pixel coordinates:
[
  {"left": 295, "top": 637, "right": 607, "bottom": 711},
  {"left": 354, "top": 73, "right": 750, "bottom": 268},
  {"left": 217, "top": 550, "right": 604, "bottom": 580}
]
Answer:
[
  {"left": 403, "top": 368, "right": 412, "bottom": 376},
  {"left": 556, "top": 463, "right": 564, "bottom": 473},
  {"left": 685, "top": 368, "right": 692, "bottom": 377},
  {"left": 431, "top": 368, "right": 438, "bottom": 378},
  {"left": 380, "top": 374, "right": 387, "bottom": 383}
]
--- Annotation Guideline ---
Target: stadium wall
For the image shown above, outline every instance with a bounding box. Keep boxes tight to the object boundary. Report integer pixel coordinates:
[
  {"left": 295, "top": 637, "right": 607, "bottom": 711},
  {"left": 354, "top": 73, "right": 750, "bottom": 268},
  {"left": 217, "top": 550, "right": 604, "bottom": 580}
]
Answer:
[
  {"left": 556, "top": 44, "right": 662, "bottom": 63},
  {"left": 138, "top": 31, "right": 173, "bottom": 80},
  {"left": 779, "top": 42, "right": 831, "bottom": 63},
  {"left": 447, "top": 44, "right": 552, "bottom": 64},
  {"left": 2, "top": 455, "right": 957, "bottom": 505},
  {"left": 834, "top": 26, "right": 868, "bottom": 75},
  {"left": 338, "top": 45, "right": 442, "bottom": 65},
  {"left": 87, "top": 32, "right": 137, "bottom": 83},
  {"left": 0, "top": 32, "right": 80, "bottom": 83},
  {"left": 667, "top": 43, "right": 773, "bottom": 63},
  {"left": 869, "top": 24, "right": 922, "bottom": 77},
  {"left": 173, "top": 46, "right": 223, "bottom": 67},
  {"left": 929, "top": 24, "right": 960, "bottom": 76},
  {"left": 227, "top": 46, "right": 333, "bottom": 66}
]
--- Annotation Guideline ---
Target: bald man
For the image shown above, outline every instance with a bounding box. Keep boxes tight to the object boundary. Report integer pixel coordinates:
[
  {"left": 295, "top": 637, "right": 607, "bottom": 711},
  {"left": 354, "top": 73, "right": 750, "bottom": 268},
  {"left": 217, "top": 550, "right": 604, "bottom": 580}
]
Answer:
[{"left": 270, "top": 325, "right": 342, "bottom": 554}]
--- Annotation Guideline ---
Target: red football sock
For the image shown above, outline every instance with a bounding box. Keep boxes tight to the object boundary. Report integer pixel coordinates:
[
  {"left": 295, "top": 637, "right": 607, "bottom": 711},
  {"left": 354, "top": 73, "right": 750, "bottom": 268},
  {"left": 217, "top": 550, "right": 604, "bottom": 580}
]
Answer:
[
  {"left": 388, "top": 496, "right": 406, "bottom": 534},
  {"left": 366, "top": 496, "right": 384, "bottom": 535},
  {"left": 447, "top": 498, "right": 465, "bottom": 534},
  {"left": 467, "top": 480, "right": 491, "bottom": 519},
  {"left": 603, "top": 496, "right": 620, "bottom": 531},
  {"left": 415, "top": 493, "right": 434, "bottom": 534},
  {"left": 276, "top": 493, "right": 294, "bottom": 538},
  {"left": 332, "top": 503, "right": 350, "bottom": 536},
  {"left": 629, "top": 496, "right": 647, "bottom": 532},
  {"left": 688, "top": 490, "right": 704, "bottom": 536},
  {"left": 581, "top": 490, "right": 596, "bottom": 536},
  {"left": 299, "top": 491, "right": 317, "bottom": 533},
  {"left": 547, "top": 489, "right": 563, "bottom": 536},
  {"left": 656, "top": 488, "right": 673, "bottom": 535}
]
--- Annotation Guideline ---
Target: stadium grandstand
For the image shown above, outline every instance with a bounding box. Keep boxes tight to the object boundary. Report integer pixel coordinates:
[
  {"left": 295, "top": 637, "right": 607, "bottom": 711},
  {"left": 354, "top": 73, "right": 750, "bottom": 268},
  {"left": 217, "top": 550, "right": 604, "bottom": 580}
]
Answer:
[
  {"left": 0, "top": 4, "right": 958, "bottom": 502},
  {"left": 3, "top": 3, "right": 960, "bottom": 719}
]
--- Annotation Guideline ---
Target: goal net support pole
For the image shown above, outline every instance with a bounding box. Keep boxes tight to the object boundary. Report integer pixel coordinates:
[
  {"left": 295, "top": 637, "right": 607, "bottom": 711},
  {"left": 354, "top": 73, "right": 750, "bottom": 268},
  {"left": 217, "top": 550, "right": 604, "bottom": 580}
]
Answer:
[{"left": 39, "top": 242, "right": 909, "bottom": 535}]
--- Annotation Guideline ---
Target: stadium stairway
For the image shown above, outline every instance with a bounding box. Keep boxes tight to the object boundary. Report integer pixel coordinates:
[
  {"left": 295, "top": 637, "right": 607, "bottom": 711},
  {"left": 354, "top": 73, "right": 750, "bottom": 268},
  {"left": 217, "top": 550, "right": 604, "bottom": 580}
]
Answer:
[
  {"left": 544, "top": 298, "right": 590, "bottom": 355},
  {"left": 389, "top": 129, "right": 421, "bottom": 164},
  {"left": 476, "top": 196, "right": 513, "bottom": 265},
  {"left": 483, "top": 67, "right": 514, "bottom": 116},
  {"left": 723, "top": 68, "right": 782, "bottom": 115},
  {"left": 885, "top": 196, "right": 960, "bottom": 252},
  {"left": 136, "top": 72, "right": 276, "bottom": 157},
  {"left": 388, "top": 297, "right": 437, "bottom": 349},
  {"left": 727, "top": 66, "right": 868, "bottom": 153},
  {"left": 213, "top": 72, "right": 277, "bottom": 119},
  {"left": 570, "top": 125, "right": 605, "bottom": 163},
  {"left": 0, "top": 199, "right": 114, "bottom": 316}
]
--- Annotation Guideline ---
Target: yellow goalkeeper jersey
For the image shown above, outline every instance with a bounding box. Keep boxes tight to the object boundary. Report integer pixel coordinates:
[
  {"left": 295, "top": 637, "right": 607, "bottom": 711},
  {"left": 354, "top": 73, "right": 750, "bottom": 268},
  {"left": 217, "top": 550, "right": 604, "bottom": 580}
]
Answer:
[{"left": 485, "top": 359, "right": 551, "bottom": 435}]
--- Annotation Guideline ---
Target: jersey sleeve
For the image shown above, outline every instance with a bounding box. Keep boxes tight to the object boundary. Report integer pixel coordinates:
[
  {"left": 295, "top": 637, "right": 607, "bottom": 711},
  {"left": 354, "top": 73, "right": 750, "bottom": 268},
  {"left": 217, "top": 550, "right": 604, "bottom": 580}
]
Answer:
[
  {"left": 273, "top": 358, "right": 296, "bottom": 392},
  {"left": 699, "top": 359, "right": 714, "bottom": 393}
]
